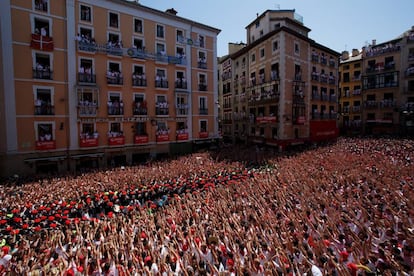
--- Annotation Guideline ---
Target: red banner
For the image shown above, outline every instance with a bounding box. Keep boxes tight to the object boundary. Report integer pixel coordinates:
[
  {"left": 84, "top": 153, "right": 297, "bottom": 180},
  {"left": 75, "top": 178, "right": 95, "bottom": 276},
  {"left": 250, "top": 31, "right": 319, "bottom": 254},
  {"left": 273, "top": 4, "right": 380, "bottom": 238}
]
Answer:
[
  {"left": 134, "top": 135, "right": 149, "bottom": 144},
  {"left": 256, "top": 116, "right": 277, "bottom": 124},
  {"left": 108, "top": 136, "right": 125, "bottom": 146},
  {"left": 30, "top": 34, "right": 54, "bottom": 51},
  {"left": 36, "top": 140, "right": 56, "bottom": 150},
  {"left": 156, "top": 134, "right": 169, "bottom": 142},
  {"left": 199, "top": 132, "right": 209, "bottom": 138},
  {"left": 80, "top": 138, "right": 99, "bottom": 147},
  {"left": 176, "top": 133, "right": 189, "bottom": 141},
  {"left": 296, "top": 116, "right": 306, "bottom": 125},
  {"left": 310, "top": 121, "right": 338, "bottom": 142}
]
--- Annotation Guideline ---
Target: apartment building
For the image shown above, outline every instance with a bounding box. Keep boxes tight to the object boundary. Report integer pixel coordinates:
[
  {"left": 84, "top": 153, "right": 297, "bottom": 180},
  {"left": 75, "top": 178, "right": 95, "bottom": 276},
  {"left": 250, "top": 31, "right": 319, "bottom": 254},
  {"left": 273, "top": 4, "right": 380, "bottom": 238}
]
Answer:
[
  {"left": 218, "top": 9, "right": 339, "bottom": 149},
  {"left": 0, "top": 0, "right": 220, "bottom": 177},
  {"left": 361, "top": 29, "right": 414, "bottom": 136},
  {"left": 338, "top": 49, "right": 363, "bottom": 136}
]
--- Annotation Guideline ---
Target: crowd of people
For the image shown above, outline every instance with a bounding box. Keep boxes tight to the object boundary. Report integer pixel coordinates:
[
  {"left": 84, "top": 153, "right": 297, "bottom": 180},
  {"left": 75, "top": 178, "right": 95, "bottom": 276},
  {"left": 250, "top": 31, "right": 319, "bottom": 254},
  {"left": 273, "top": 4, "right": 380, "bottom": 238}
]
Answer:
[{"left": 0, "top": 137, "right": 413, "bottom": 275}]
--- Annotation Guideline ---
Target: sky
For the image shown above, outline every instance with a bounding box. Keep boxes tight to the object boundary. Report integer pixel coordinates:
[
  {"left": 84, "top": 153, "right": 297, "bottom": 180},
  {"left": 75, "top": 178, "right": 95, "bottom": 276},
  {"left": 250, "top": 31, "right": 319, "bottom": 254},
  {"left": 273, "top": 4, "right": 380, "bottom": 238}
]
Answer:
[{"left": 139, "top": 0, "right": 414, "bottom": 57}]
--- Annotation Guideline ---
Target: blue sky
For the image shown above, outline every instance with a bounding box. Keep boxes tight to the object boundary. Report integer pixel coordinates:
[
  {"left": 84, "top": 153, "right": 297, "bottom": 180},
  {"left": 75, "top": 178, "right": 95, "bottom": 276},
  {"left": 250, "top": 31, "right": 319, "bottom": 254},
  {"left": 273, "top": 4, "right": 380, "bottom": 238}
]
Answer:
[{"left": 140, "top": 0, "right": 413, "bottom": 57}]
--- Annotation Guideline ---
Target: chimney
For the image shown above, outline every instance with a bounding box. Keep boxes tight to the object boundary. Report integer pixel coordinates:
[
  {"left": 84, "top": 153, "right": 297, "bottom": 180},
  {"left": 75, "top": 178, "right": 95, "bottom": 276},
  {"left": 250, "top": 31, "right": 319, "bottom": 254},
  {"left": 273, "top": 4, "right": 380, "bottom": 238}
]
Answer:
[
  {"left": 372, "top": 39, "right": 376, "bottom": 46},
  {"left": 165, "top": 8, "right": 177, "bottom": 15},
  {"left": 341, "top": 50, "right": 349, "bottom": 60},
  {"left": 351, "top": 48, "right": 359, "bottom": 57}
]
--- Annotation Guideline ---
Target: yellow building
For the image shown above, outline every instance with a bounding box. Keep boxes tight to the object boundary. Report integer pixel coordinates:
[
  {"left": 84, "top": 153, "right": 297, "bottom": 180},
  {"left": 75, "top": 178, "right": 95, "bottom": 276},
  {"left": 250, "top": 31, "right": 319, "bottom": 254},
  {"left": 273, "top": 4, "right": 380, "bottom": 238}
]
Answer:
[
  {"left": 218, "top": 9, "right": 339, "bottom": 149},
  {"left": 0, "top": 0, "right": 220, "bottom": 177},
  {"left": 338, "top": 49, "right": 363, "bottom": 135}
]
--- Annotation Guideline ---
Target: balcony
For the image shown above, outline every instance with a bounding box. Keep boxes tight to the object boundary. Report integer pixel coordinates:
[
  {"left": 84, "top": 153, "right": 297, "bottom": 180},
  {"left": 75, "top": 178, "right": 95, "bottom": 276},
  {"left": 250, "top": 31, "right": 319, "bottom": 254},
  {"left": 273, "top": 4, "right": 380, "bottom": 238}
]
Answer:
[
  {"left": 406, "top": 67, "right": 414, "bottom": 77},
  {"left": 342, "top": 106, "right": 350, "bottom": 114},
  {"left": 175, "top": 79, "right": 188, "bottom": 90},
  {"left": 365, "top": 44, "right": 401, "bottom": 57},
  {"left": 155, "top": 78, "right": 168, "bottom": 88},
  {"left": 105, "top": 45, "right": 123, "bottom": 56},
  {"left": 78, "top": 73, "right": 96, "bottom": 84},
  {"left": 256, "top": 116, "right": 277, "bottom": 124},
  {"left": 77, "top": 40, "right": 97, "bottom": 53},
  {"left": 321, "top": 94, "right": 329, "bottom": 101},
  {"left": 311, "top": 54, "right": 319, "bottom": 63},
  {"left": 384, "top": 62, "right": 395, "bottom": 71},
  {"left": 198, "top": 61, "right": 207, "bottom": 69},
  {"left": 320, "top": 57, "right": 327, "bottom": 65},
  {"left": 107, "top": 103, "right": 124, "bottom": 116},
  {"left": 328, "top": 77, "right": 336, "bottom": 85},
  {"left": 108, "top": 135, "right": 125, "bottom": 146},
  {"left": 176, "top": 104, "right": 189, "bottom": 116},
  {"left": 176, "top": 132, "right": 189, "bottom": 141},
  {"left": 320, "top": 74, "right": 328, "bottom": 83},
  {"left": 156, "top": 53, "right": 169, "bottom": 63},
  {"left": 352, "top": 75, "right": 361, "bottom": 81},
  {"left": 156, "top": 133, "right": 170, "bottom": 142},
  {"left": 31, "top": 34, "right": 54, "bottom": 51},
  {"left": 132, "top": 74, "right": 147, "bottom": 87},
  {"left": 329, "top": 95, "right": 337, "bottom": 102},
  {"left": 36, "top": 140, "right": 56, "bottom": 150},
  {"left": 364, "top": 100, "right": 378, "bottom": 109},
  {"left": 353, "top": 89, "right": 362, "bottom": 95},
  {"left": 294, "top": 74, "right": 302, "bottom": 81},
  {"left": 199, "top": 108, "right": 208, "bottom": 115},
  {"left": 329, "top": 59, "right": 336, "bottom": 67},
  {"left": 80, "top": 134, "right": 99, "bottom": 147},
  {"left": 78, "top": 104, "right": 97, "bottom": 116},
  {"left": 134, "top": 135, "right": 149, "bottom": 144},
  {"left": 199, "top": 83, "right": 207, "bottom": 91},
  {"left": 107, "top": 73, "right": 123, "bottom": 85},
  {"left": 352, "top": 106, "right": 361, "bottom": 113},
  {"left": 155, "top": 102, "right": 169, "bottom": 116},
  {"left": 199, "top": 132, "right": 209, "bottom": 139},
  {"left": 33, "top": 68, "right": 53, "bottom": 80},
  {"left": 132, "top": 102, "right": 147, "bottom": 116},
  {"left": 311, "top": 93, "right": 320, "bottom": 100},
  {"left": 35, "top": 104, "right": 54, "bottom": 115},
  {"left": 311, "top": 73, "right": 319, "bottom": 81},
  {"left": 379, "top": 99, "right": 396, "bottom": 108}
]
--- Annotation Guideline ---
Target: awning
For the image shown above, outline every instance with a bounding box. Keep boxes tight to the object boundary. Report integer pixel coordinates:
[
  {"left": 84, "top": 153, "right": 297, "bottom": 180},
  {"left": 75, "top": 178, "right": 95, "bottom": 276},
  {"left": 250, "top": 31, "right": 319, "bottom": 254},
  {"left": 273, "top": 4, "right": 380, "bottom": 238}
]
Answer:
[
  {"left": 24, "top": 156, "right": 66, "bottom": 163},
  {"left": 70, "top": 153, "right": 104, "bottom": 159}
]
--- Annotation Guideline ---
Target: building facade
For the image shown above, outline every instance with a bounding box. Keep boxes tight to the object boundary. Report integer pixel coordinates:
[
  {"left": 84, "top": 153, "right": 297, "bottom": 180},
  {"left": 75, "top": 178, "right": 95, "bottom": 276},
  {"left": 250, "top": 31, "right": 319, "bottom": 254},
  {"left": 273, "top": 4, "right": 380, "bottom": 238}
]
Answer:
[
  {"left": 338, "top": 49, "right": 363, "bottom": 136},
  {"left": 218, "top": 10, "right": 339, "bottom": 149},
  {"left": 0, "top": 0, "right": 220, "bottom": 177}
]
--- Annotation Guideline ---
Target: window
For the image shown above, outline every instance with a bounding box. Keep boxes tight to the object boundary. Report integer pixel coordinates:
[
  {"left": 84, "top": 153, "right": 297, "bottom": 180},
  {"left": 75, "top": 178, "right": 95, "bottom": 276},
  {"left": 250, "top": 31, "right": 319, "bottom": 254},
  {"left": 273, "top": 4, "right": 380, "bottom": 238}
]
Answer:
[
  {"left": 274, "top": 23, "right": 281, "bottom": 29},
  {"left": 156, "top": 24, "right": 165, "bottom": 38},
  {"left": 199, "top": 35, "right": 205, "bottom": 48},
  {"left": 81, "top": 123, "right": 95, "bottom": 137},
  {"left": 354, "top": 63, "right": 361, "bottom": 68},
  {"left": 36, "top": 122, "right": 54, "bottom": 142},
  {"left": 34, "top": 0, "right": 48, "bottom": 12},
  {"left": 294, "top": 42, "right": 300, "bottom": 54},
  {"left": 199, "top": 73, "right": 207, "bottom": 91},
  {"left": 272, "top": 40, "right": 279, "bottom": 52},
  {"left": 33, "top": 52, "right": 52, "bottom": 79},
  {"left": 33, "top": 16, "right": 51, "bottom": 36},
  {"left": 156, "top": 43, "right": 166, "bottom": 55},
  {"left": 34, "top": 87, "right": 54, "bottom": 115},
  {"left": 109, "top": 12, "right": 119, "bottom": 29},
  {"left": 176, "top": 46, "right": 185, "bottom": 58},
  {"left": 107, "top": 92, "right": 123, "bottom": 115},
  {"left": 198, "top": 51, "right": 207, "bottom": 69},
  {"left": 260, "top": 30, "right": 264, "bottom": 37},
  {"left": 260, "top": 48, "right": 265, "bottom": 59},
  {"left": 255, "top": 21, "right": 260, "bottom": 28},
  {"left": 133, "top": 37, "right": 144, "bottom": 50},
  {"left": 134, "top": 18, "right": 143, "bottom": 33},
  {"left": 109, "top": 122, "right": 122, "bottom": 135},
  {"left": 106, "top": 62, "right": 123, "bottom": 85},
  {"left": 156, "top": 121, "right": 168, "bottom": 135},
  {"left": 176, "top": 29, "right": 184, "bottom": 42},
  {"left": 200, "top": 120, "right": 207, "bottom": 132},
  {"left": 251, "top": 53, "right": 256, "bottom": 63},
  {"left": 133, "top": 93, "right": 147, "bottom": 115},
  {"left": 79, "top": 27, "right": 93, "bottom": 41},
  {"left": 135, "top": 122, "right": 146, "bottom": 135},
  {"left": 80, "top": 4, "right": 91, "bottom": 22},
  {"left": 107, "top": 32, "right": 120, "bottom": 45},
  {"left": 175, "top": 71, "right": 186, "bottom": 89},
  {"left": 78, "top": 58, "right": 94, "bottom": 83}
]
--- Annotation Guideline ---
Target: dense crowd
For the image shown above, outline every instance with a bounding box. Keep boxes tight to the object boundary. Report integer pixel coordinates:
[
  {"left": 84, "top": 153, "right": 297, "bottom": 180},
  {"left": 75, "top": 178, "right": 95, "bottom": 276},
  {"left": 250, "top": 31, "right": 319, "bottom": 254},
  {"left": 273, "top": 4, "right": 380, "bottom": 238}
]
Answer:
[{"left": 0, "top": 137, "right": 413, "bottom": 275}]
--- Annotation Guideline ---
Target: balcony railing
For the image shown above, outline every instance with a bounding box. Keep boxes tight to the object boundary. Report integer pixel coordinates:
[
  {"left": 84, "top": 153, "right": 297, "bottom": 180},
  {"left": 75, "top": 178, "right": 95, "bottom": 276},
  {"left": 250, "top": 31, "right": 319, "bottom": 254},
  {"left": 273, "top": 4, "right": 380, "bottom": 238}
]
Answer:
[
  {"left": 311, "top": 54, "right": 319, "bottom": 62},
  {"left": 175, "top": 79, "right": 188, "bottom": 89},
  {"left": 176, "top": 104, "right": 189, "bottom": 116},
  {"left": 364, "top": 101, "right": 378, "bottom": 109},
  {"left": 379, "top": 99, "right": 396, "bottom": 108},
  {"left": 365, "top": 44, "right": 401, "bottom": 57},
  {"left": 328, "top": 77, "right": 336, "bottom": 85},
  {"left": 353, "top": 89, "right": 361, "bottom": 95},
  {"left": 132, "top": 74, "right": 147, "bottom": 87},
  {"left": 198, "top": 61, "right": 207, "bottom": 69},
  {"left": 199, "top": 108, "right": 208, "bottom": 115},
  {"left": 77, "top": 41, "right": 97, "bottom": 52},
  {"left": 78, "top": 73, "right": 96, "bottom": 84},
  {"left": 352, "top": 106, "right": 361, "bottom": 113},
  {"left": 320, "top": 75, "right": 328, "bottom": 83},
  {"left": 329, "top": 59, "right": 336, "bottom": 67},
  {"left": 155, "top": 103, "right": 169, "bottom": 115},
  {"left": 320, "top": 57, "right": 327, "bottom": 65},
  {"left": 329, "top": 95, "right": 337, "bottom": 102},
  {"left": 342, "top": 106, "right": 350, "bottom": 113},
  {"left": 35, "top": 104, "right": 54, "bottom": 115},
  {"left": 132, "top": 102, "right": 147, "bottom": 115},
  {"left": 33, "top": 68, "right": 53, "bottom": 80},
  {"left": 406, "top": 67, "right": 414, "bottom": 77},
  {"left": 156, "top": 53, "right": 169, "bottom": 63},
  {"left": 155, "top": 78, "right": 168, "bottom": 88},
  {"left": 199, "top": 83, "right": 207, "bottom": 91},
  {"left": 78, "top": 104, "right": 97, "bottom": 116},
  {"left": 311, "top": 73, "right": 319, "bottom": 81},
  {"left": 107, "top": 104, "right": 124, "bottom": 115},
  {"left": 312, "top": 93, "right": 320, "bottom": 100},
  {"left": 107, "top": 74, "right": 123, "bottom": 85},
  {"left": 31, "top": 34, "right": 54, "bottom": 51}
]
